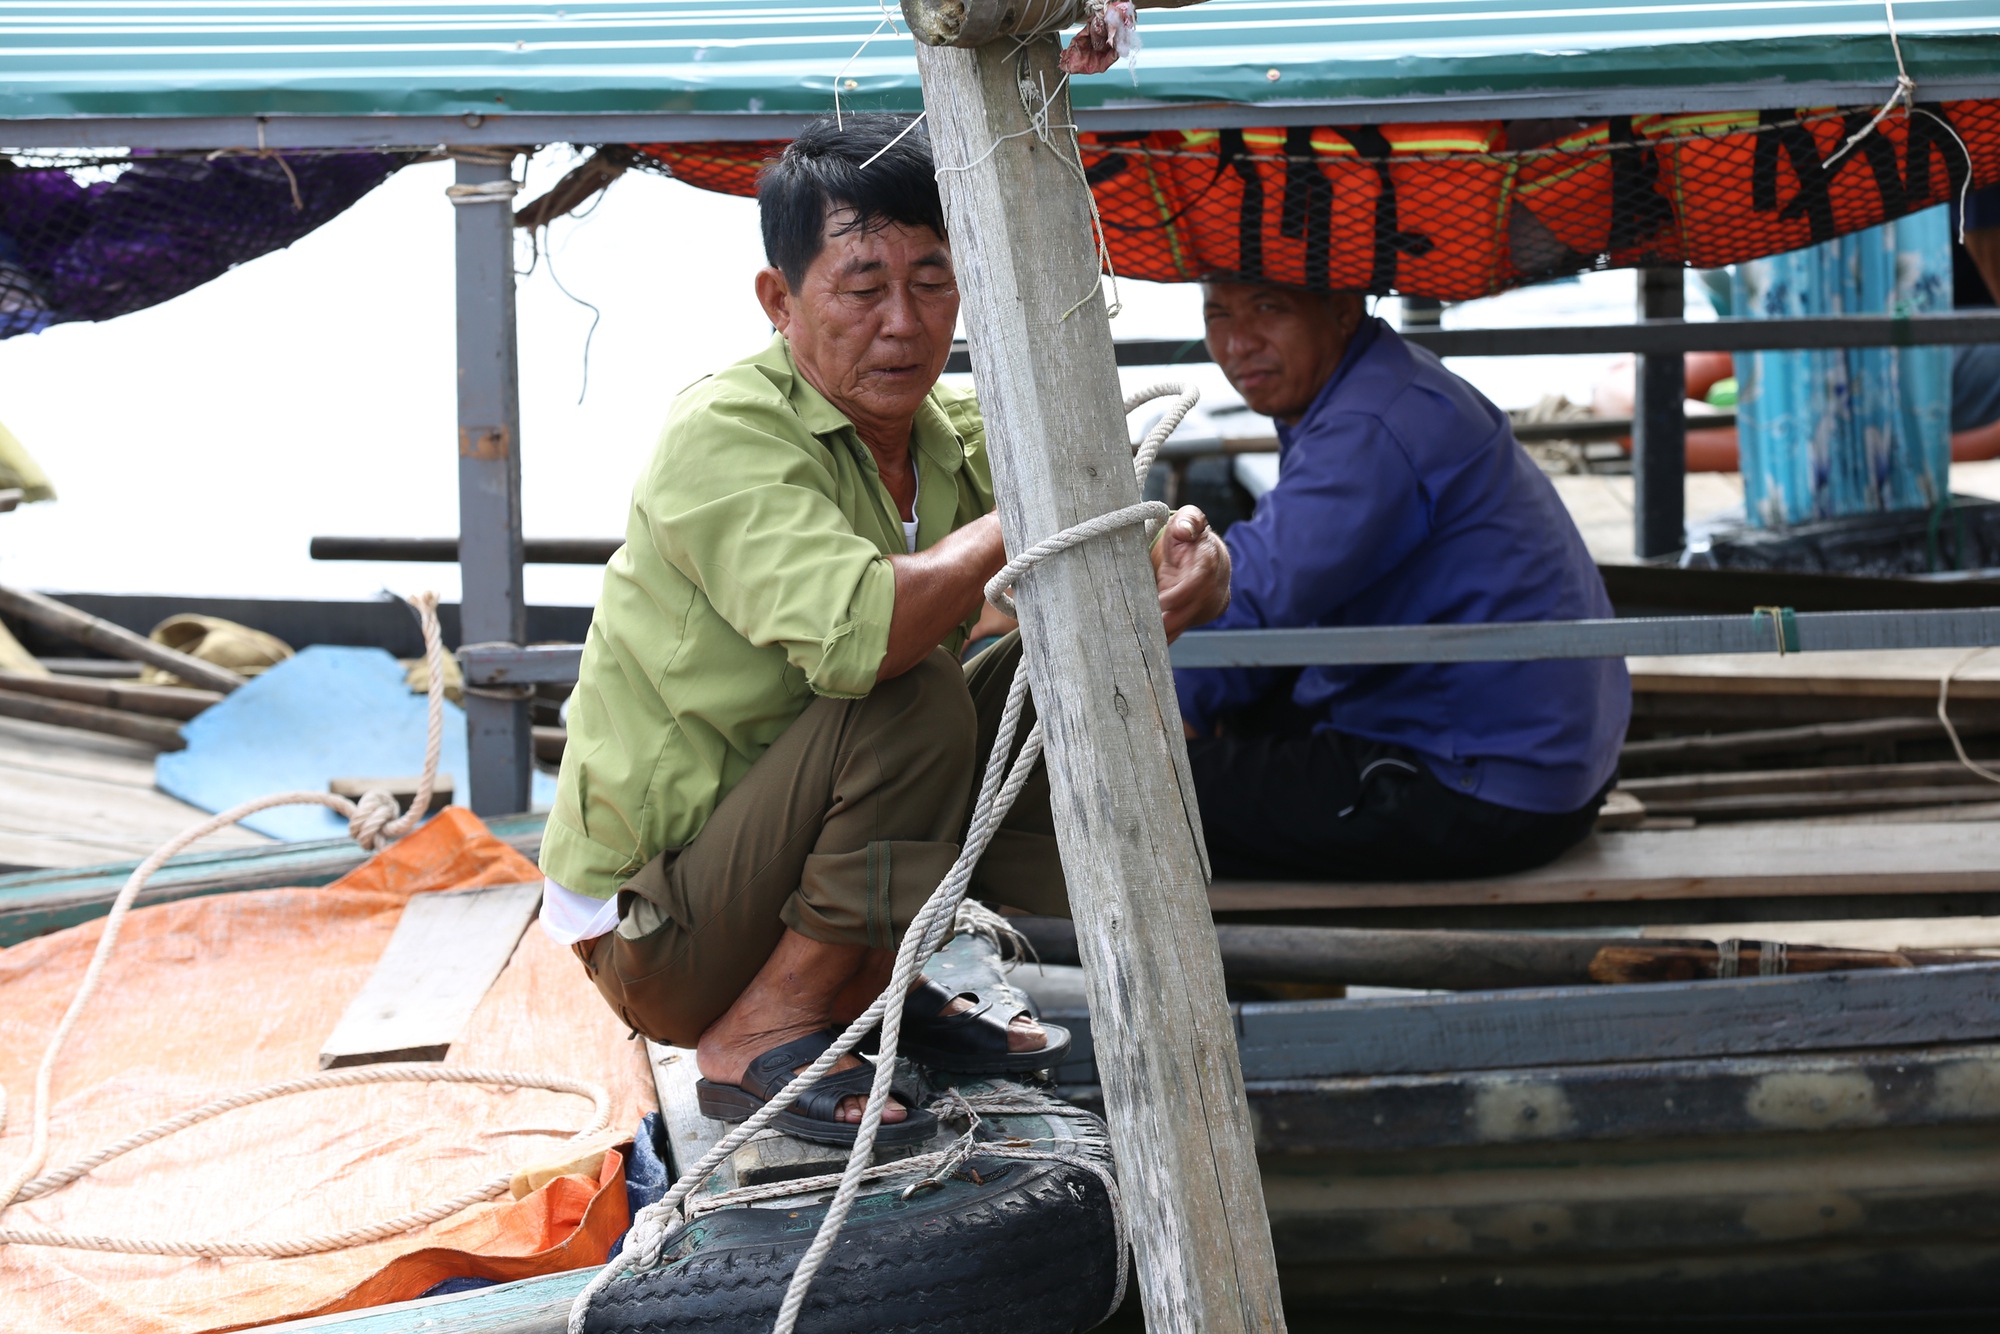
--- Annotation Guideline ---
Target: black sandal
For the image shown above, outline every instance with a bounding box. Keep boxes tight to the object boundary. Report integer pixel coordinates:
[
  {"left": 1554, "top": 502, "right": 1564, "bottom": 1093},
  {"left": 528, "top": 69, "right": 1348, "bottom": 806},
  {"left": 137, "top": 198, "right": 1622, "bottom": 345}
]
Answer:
[
  {"left": 896, "top": 977, "right": 1073, "bottom": 1075},
  {"left": 695, "top": 1030, "right": 939, "bottom": 1148}
]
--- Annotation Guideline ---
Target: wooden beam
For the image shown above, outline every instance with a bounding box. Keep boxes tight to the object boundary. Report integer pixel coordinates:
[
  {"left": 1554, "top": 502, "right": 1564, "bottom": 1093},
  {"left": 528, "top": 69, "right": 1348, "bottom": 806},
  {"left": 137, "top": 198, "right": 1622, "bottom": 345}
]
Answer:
[
  {"left": 0, "top": 670, "right": 221, "bottom": 720},
  {"left": 1236, "top": 961, "right": 2000, "bottom": 1079},
  {"left": 319, "top": 880, "right": 542, "bottom": 1067},
  {"left": 0, "top": 581, "right": 246, "bottom": 693},
  {"left": 1206, "top": 822, "right": 2000, "bottom": 913},
  {"left": 913, "top": 35, "right": 1284, "bottom": 1334},
  {"left": 0, "top": 684, "right": 186, "bottom": 749},
  {"left": 1042, "top": 963, "right": 2000, "bottom": 1082},
  {"left": 1065, "top": 1043, "right": 2000, "bottom": 1155}
]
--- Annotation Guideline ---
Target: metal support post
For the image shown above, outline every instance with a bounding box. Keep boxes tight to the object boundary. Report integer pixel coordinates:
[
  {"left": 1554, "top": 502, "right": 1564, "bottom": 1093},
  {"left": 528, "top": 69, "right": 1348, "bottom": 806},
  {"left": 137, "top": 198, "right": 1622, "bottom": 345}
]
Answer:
[
  {"left": 1633, "top": 267, "right": 1687, "bottom": 560},
  {"left": 451, "top": 153, "right": 532, "bottom": 817}
]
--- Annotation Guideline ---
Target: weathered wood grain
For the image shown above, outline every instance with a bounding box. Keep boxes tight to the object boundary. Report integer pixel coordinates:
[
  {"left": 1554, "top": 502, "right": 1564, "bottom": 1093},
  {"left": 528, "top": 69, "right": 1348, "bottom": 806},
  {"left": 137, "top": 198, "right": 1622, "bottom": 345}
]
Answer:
[
  {"left": 319, "top": 880, "right": 542, "bottom": 1067},
  {"left": 0, "top": 581, "right": 247, "bottom": 692},
  {"left": 1235, "top": 962, "right": 2000, "bottom": 1079},
  {"left": 1052, "top": 1043, "right": 2000, "bottom": 1155},
  {"left": 0, "top": 714, "right": 268, "bottom": 874},
  {"left": 0, "top": 670, "right": 221, "bottom": 719},
  {"left": 1207, "top": 821, "right": 2000, "bottom": 912},
  {"left": 0, "top": 683, "right": 186, "bottom": 748},
  {"left": 914, "top": 34, "right": 1283, "bottom": 1334},
  {"left": 1037, "top": 963, "right": 2000, "bottom": 1082}
]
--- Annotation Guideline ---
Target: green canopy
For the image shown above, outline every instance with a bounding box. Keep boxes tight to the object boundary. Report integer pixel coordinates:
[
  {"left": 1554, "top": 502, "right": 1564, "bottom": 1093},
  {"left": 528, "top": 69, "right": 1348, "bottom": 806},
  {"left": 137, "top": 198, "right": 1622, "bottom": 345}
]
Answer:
[{"left": 1, "top": 0, "right": 1996, "bottom": 138}]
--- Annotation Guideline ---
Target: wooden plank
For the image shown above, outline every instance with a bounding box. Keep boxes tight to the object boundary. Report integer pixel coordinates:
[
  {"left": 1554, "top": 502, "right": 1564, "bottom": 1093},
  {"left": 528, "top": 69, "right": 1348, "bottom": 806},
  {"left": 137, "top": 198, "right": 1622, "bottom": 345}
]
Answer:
[
  {"left": 913, "top": 32, "right": 1282, "bottom": 1334},
  {"left": 0, "top": 716, "right": 268, "bottom": 874},
  {"left": 1057, "top": 1043, "right": 2000, "bottom": 1155},
  {"left": 1624, "top": 759, "right": 2000, "bottom": 801},
  {"left": 0, "top": 670, "right": 221, "bottom": 719},
  {"left": 0, "top": 812, "right": 544, "bottom": 946},
  {"left": 254, "top": 1268, "right": 592, "bottom": 1333},
  {"left": 0, "top": 580, "right": 247, "bottom": 692},
  {"left": 319, "top": 880, "right": 542, "bottom": 1067},
  {"left": 1206, "top": 821, "right": 2000, "bottom": 912},
  {"left": 1630, "top": 648, "right": 2000, "bottom": 698},
  {"left": 1645, "top": 786, "right": 2000, "bottom": 822},
  {"left": 1234, "top": 962, "right": 2000, "bottom": 1079},
  {"left": 0, "top": 684, "right": 186, "bottom": 749}
]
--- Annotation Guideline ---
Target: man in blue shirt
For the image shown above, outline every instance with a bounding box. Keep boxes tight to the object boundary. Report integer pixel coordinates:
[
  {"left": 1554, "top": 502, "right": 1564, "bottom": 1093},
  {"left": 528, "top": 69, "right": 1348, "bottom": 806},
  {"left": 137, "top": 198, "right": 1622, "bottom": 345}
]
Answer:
[{"left": 1176, "top": 284, "right": 1630, "bottom": 880}]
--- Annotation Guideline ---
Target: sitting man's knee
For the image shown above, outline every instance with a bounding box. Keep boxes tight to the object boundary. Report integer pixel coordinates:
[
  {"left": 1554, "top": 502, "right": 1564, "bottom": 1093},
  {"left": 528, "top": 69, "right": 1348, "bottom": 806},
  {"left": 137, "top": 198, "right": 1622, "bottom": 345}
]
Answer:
[{"left": 867, "top": 648, "right": 978, "bottom": 738}]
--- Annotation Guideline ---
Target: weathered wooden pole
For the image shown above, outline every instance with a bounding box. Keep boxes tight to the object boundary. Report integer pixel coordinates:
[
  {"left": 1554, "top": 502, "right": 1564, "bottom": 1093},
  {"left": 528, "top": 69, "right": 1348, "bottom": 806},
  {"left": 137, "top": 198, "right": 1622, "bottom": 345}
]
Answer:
[{"left": 910, "top": 30, "right": 1287, "bottom": 1334}]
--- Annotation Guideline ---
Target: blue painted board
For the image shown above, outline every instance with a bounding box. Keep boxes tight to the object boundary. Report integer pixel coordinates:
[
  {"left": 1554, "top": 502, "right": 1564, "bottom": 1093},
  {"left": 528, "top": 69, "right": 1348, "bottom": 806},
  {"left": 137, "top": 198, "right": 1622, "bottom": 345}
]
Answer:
[{"left": 156, "top": 646, "right": 554, "bottom": 841}]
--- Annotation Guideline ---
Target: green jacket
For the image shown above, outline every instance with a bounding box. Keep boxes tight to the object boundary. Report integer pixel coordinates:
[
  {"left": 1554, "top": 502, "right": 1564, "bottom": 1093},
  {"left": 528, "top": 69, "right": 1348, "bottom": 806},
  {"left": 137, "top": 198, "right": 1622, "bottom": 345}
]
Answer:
[{"left": 541, "top": 335, "right": 993, "bottom": 900}]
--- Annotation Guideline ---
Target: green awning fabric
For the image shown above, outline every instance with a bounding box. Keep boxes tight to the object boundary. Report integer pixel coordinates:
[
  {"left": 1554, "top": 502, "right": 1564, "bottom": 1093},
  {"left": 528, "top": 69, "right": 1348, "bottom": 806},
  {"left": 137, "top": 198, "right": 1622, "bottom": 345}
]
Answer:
[{"left": 1, "top": 0, "right": 1996, "bottom": 124}]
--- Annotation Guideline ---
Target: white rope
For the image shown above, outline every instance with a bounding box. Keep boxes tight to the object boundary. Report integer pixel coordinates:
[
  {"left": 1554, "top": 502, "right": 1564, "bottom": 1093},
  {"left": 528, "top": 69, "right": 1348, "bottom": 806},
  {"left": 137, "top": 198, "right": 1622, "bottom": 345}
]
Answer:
[
  {"left": 1819, "top": 0, "right": 1977, "bottom": 243},
  {"left": 0, "top": 593, "right": 608, "bottom": 1259},
  {"left": 1938, "top": 647, "right": 2000, "bottom": 785},
  {"left": 3, "top": 1067, "right": 609, "bottom": 1257},
  {"left": 567, "top": 384, "right": 1196, "bottom": 1334}
]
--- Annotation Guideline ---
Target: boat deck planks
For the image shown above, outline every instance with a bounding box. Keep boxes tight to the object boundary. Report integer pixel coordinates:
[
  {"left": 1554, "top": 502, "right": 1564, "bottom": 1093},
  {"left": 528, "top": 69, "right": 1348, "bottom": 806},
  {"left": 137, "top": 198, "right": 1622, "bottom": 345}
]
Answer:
[
  {"left": 1629, "top": 648, "right": 2000, "bottom": 698},
  {"left": 1209, "top": 821, "right": 2000, "bottom": 912},
  {"left": 0, "top": 712, "right": 267, "bottom": 871}
]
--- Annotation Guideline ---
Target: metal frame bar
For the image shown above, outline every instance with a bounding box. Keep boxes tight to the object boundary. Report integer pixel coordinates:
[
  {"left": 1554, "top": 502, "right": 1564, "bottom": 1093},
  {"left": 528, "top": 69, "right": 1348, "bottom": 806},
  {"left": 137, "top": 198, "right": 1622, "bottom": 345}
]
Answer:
[
  {"left": 1633, "top": 267, "right": 1686, "bottom": 560},
  {"left": 461, "top": 606, "right": 2000, "bottom": 684},
  {"left": 452, "top": 155, "right": 533, "bottom": 817},
  {"left": 7, "top": 77, "right": 2000, "bottom": 149},
  {"left": 1167, "top": 607, "right": 2000, "bottom": 669},
  {"left": 944, "top": 313, "right": 2000, "bottom": 374}
]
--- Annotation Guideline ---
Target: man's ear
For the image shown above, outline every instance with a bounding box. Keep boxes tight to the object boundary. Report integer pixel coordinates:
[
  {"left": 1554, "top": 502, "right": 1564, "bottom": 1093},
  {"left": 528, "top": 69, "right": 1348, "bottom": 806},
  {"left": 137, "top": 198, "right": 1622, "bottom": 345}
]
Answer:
[{"left": 754, "top": 267, "right": 794, "bottom": 336}]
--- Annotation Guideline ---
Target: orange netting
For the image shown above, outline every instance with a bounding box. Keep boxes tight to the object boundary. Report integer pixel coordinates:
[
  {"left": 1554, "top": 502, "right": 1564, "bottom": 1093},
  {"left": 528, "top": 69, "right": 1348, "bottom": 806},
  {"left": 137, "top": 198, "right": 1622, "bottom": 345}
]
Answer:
[
  {"left": 633, "top": 99, "right": 2000, "bottom": 299},
  {"left": 0, "top": 807, "right": 655, "bottom": 1333}
]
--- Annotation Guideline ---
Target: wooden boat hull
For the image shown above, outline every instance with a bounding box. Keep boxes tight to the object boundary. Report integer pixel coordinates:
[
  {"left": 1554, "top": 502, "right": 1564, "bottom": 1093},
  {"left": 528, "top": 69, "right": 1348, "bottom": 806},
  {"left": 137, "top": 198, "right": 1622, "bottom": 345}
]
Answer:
[{"left": 1053, "top": 1042, "right": 2000, "bottom": 1317}]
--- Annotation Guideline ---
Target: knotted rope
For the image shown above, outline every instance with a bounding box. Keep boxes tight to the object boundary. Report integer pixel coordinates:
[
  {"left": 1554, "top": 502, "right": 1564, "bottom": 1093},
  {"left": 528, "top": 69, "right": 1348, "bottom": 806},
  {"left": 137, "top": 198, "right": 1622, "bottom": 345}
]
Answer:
[
  {"left": 0, "top": 592, "right": 611, "bottom": 1259},
  {"left": 1819, "top": 0, "right": 1977, "bottom": 238},
  {"left": 568, "top": 383, "right": 1198, "bottom": 1334}
]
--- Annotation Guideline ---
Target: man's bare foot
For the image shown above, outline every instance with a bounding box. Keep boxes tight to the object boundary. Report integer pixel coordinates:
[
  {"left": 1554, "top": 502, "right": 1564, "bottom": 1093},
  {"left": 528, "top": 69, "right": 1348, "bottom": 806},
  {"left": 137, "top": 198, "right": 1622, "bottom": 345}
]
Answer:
[
  {"left": 696, "top": 1021, "right": 905, "bottom": 1126},
  {"left": 695, "top": 930, "right": 909, "bottom": 1126}
]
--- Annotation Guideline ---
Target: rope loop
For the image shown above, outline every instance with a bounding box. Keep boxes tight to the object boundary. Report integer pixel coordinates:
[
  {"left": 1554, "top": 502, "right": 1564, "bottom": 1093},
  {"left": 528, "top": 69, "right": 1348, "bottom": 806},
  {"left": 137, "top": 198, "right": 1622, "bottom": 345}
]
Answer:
[{"left": 0, "top": 590, "right": 597, "bottom": 1263}]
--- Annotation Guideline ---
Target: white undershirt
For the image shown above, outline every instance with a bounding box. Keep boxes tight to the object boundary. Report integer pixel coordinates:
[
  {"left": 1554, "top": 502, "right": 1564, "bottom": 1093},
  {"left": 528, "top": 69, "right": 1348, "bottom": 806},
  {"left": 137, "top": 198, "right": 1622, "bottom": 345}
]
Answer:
[
  {"left": 542, "top": 470, "right": 923, "bottom": 948},
  {"left": 539, "top": 877, "right": 621, "bottom": 945},
  {"left": 902, "top": 466, "right": 921, "bottom": 553}
]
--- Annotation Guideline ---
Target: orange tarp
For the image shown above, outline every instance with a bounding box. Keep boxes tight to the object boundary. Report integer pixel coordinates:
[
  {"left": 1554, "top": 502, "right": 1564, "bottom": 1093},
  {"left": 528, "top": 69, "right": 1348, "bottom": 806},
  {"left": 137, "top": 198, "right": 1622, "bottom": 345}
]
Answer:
[{"left": 0, "top": 808, "right": 656, "bottom": 1333}]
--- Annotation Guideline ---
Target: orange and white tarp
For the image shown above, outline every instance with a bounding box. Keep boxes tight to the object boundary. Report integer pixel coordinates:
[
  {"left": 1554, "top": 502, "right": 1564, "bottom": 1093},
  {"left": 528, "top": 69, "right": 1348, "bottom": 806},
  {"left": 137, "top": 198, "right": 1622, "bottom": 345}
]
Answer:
[{"left": 0, "top": 808, "right": 656, "bottom": 1333}]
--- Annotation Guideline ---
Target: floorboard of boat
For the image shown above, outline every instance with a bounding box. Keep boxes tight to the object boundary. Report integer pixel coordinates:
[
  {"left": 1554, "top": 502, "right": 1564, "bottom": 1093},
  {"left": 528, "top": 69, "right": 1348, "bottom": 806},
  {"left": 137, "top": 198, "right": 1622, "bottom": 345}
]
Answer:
[{"left": 0, "top": 713, "right": 268, "bottom": 870}]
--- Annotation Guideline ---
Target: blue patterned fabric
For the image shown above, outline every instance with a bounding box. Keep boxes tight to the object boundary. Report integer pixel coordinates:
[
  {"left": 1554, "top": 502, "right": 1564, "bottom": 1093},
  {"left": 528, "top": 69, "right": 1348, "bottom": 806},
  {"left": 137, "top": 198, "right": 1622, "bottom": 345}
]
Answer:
[{"left": 1731, "top": 207, "right": 1953, "bottom": 527}]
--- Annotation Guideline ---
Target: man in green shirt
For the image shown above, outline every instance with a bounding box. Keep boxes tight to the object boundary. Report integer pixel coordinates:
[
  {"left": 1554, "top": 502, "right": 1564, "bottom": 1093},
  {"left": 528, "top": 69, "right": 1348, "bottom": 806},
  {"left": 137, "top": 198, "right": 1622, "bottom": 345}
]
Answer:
[{"left": 541, "top": 114, "right": 1230, "bottom": 1145}]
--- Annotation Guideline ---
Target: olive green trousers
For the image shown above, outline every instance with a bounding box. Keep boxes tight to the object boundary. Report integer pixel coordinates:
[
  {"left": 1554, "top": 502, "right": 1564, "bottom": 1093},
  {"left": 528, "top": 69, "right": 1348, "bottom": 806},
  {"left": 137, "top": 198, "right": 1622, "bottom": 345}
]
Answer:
[{"left": 573, "top": 633, "right": 1064, "bottom": 1047}]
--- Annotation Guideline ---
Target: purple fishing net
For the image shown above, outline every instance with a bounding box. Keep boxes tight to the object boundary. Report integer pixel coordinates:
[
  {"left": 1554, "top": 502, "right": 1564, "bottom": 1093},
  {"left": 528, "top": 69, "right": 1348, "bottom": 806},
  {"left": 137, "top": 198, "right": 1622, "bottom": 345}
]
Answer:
[{"left": 0, "top": 151, "right": 412, "bottom": 338}]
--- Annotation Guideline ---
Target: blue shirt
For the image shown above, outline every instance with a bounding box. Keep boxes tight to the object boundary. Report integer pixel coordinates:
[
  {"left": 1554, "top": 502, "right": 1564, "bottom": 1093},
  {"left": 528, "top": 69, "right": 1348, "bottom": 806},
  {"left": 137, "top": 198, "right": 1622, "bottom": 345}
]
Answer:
[{"left": 1175, "top": 318, "right": 1630, "bottom": 814}]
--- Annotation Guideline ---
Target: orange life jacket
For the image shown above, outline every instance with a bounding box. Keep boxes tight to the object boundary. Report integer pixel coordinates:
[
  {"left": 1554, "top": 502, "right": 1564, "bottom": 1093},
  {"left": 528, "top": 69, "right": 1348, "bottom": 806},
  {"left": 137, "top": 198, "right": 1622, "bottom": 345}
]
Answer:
[{"left": 629, "top": 99, "right": 2000, "bottom": 300}]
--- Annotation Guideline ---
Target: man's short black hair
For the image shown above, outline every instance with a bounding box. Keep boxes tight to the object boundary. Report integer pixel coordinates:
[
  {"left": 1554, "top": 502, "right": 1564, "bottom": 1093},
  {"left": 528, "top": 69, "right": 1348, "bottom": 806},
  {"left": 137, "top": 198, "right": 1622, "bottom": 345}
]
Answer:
[{"left": 758, "top": 114, "right": 946, "bottom": 289}]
